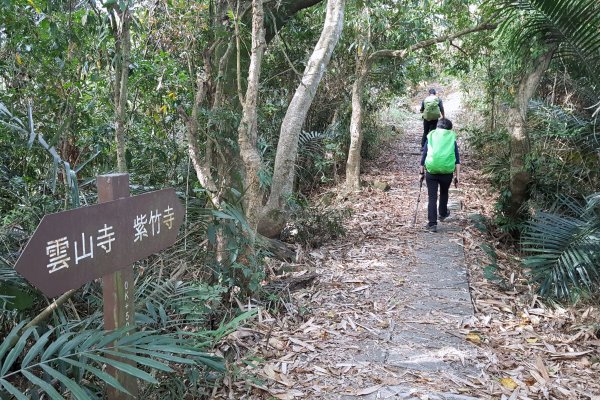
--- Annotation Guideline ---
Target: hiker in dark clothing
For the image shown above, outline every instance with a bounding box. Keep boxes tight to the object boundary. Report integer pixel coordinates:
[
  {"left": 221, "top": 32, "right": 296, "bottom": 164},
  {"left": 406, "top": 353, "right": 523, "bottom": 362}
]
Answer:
[
  {"left": 420, "top": 88, "right": 445, "bottom": 148},
  {"left": 419, "top": 118, "right": 460, "bottom": 232}
]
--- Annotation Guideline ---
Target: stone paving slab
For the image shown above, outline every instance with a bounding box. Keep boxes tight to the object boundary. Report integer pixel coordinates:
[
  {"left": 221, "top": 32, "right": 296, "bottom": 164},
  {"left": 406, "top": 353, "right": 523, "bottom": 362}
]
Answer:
[
  {"left": 342, "top": 203, "right": 479, "bottom": 399},
  {"left": 283, "top": 95, "right": 485, "bottom": 399},
  {"left": 339, "top": 92, "right": 482, "bottom": 399},
  {"left": 341, "top": 386, "right": 479, "bottom": 400}
]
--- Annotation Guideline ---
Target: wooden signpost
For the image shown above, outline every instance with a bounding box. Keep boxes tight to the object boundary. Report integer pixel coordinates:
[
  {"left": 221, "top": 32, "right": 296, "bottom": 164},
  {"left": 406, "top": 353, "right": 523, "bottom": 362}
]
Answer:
[
  {"left": 14, "top": 173, "right": 184, "bottom": 399},
  {"left": 98, "top": 174, "right": 136, "bottom": 400}
]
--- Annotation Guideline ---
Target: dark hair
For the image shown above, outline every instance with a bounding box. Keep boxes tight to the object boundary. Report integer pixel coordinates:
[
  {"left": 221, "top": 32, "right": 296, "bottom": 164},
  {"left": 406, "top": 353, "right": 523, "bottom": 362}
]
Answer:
[
  {"left": 428, "top": 88, "right": 436, "bottom": 95},
  {"left": 437, "top": 118, "right": 452, "bottom": 130}
]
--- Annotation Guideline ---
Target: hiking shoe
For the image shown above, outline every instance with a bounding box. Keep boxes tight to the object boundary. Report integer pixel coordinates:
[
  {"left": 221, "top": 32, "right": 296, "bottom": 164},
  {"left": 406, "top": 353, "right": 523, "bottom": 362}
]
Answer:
[
  {"left": 439, "top": 211, "right": 451, "bottom": 222},
  {"left": 425, "top": 224, "right": 437, "bottom": 232}
]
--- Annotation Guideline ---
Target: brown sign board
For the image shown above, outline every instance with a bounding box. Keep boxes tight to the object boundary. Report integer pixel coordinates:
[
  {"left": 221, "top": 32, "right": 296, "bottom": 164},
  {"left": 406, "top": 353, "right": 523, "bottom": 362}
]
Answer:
[{"left": 14, "top": 188, "right": 184, "bottom": 298}]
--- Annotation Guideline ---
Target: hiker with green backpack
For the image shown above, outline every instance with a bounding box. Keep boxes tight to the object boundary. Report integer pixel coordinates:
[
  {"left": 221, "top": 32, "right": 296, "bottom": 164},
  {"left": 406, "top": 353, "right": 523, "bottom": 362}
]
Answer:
[
  {"left": 419, "top": 118, "right": 461, "bottom": 232},
  {"left": 420, "top": 88, "right": 445, "bottom": 148}
]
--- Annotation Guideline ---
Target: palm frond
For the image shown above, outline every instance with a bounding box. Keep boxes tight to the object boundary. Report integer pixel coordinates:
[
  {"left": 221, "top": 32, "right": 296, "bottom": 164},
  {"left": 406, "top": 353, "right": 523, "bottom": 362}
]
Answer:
[
  {"left": 529, "top": 101, "right": 600, "bottom": 155},
  {"left": 0, "top": 324, "right": 224, "bottom": 399},
  {"left": 298, "top": 130, "right": 327, "bottom": 154},
  {"left": 0, "top": 102, "right": 28, "bottom": 138},
  {"left": 135, "top": 278, "right": 227, "bottom": 328},
  {"left": 529, "top": 100, "right": 590, "bottom": 133},
  {"left": 0, "top": 264, "right": 28, "bottom": 290},
  {"left": 492, "top": 0, "right": 600, "bottom": 82},
  {"left": 522, "top": 193, "right": 600, "bottom": 298}
]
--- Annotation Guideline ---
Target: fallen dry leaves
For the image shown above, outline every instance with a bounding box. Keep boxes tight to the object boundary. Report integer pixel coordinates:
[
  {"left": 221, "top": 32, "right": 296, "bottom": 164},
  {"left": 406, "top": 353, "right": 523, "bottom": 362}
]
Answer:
[{"left": 211, "top": 90, "right": 599, "bottom": 400}]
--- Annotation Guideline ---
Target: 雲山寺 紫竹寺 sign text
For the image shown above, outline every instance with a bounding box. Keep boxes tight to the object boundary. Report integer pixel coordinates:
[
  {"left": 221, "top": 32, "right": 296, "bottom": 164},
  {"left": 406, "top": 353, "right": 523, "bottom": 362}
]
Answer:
[{"left": 14, "top": 188, "right": 184, "bottom": 298}]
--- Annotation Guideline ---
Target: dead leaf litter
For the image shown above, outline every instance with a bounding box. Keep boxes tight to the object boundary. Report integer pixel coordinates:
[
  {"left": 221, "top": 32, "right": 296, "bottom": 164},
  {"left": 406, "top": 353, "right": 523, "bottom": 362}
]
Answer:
[{"left": 217, "top": 89, "right": 599, "bottom": 400}]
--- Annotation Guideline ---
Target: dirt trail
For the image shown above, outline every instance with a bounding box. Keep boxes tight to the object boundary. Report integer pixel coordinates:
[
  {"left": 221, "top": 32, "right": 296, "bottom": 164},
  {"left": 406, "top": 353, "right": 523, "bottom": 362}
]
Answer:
[{"left": 227, "top": 88, "right": 495, "bottom": 400}]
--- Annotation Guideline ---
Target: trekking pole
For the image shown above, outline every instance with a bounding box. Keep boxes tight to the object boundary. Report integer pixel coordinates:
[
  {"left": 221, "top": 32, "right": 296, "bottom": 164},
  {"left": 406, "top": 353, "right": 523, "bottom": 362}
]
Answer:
[{"left": 412, "top": 174, "right": 425, "bottom": 226}]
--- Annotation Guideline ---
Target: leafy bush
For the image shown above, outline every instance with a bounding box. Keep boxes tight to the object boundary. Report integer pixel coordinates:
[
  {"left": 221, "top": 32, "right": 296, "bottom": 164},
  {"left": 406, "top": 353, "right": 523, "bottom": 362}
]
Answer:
[
  {"left": 296, "top": 128, "right": 346, "bottom": 192},
  {"left": 361, "top": 114, "right": 394, "bottom": 161},
  {"left": 465, "top": 99, "right": 600, "bottom": 234},
  {"left": 527, "top": 101, "right": 600, "bottom": 208},
  {"left": 206, "top": 203, "right": 267, "bottom": 297}
]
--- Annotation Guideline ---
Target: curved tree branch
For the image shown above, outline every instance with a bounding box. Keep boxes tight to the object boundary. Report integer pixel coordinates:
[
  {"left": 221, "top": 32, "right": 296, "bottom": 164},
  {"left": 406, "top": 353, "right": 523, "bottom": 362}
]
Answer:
[{"left": 368, "top": 22, "right": 496, "bottom": 62}]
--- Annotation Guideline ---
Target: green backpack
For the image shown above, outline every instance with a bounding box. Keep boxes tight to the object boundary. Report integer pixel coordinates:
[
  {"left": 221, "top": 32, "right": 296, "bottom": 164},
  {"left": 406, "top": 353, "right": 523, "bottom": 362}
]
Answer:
[
  {"left": 425, "top": 129, "right": 456, "bottom": 174},
  {"left": 422, "top": 95, "right": 441, "bottom": 121}
]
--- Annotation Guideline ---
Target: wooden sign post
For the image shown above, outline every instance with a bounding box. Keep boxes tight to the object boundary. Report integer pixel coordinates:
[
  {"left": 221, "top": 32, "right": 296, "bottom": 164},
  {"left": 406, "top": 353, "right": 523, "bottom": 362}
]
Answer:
[
  {"left": 98, "top": 174, "right": 137, "bottom": 399},
  {"left": 14, "top": 181, "right": 184, "bottom": 296},
  {"left": 14, "top": 174, "right": 184, "bottom": 399}
]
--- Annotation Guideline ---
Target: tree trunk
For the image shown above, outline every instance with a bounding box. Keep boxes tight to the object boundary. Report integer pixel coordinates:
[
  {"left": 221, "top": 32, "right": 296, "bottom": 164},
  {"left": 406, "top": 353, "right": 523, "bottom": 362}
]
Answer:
[
  {"left": 177, "top": 42, "right": 224, "bottom": 206},
  {"left": 210, "top": 39, "right": 237, "bottom": 201},
  {"left": 260, "top": 0, "right": 345, "bottom": 237},
  {"left": 507, "top": 47, "right": 556, "bottom": 217},
  {"left": 238, "top": 0, "right": 266, "bottom": 230},
  {"left": 184, "top": 67, "right": 219, "bottom": 197},
  {"left": 345, "top": 6, "right": 370, "bottom": 189},
  {"left": 345, "top": 60, "right": 368, "bottom": 189},
  {"left": 109, "top": 6, "right": 131, "bottom": 173}
]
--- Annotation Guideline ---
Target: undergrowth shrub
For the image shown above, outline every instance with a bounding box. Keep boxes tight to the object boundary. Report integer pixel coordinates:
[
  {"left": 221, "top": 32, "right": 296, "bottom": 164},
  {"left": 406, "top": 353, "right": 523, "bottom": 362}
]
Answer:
[
  {"left": 464, "top": 86, "right": 600, "bottom": 301},
  {"left": 527, "top": 101, "right": 600, "bottom": 208},
  {"left": 280, "top": 194, "right": 351, "bottom": 248},
  {"left": 206, "top": 203, "right": 267, "bottom": 297},
  {"left": 465, "top": 101, "right": 600, "bottom": 234},
  {"left": 462, "top": 124, "right": 519, "bottom": 231},
  {"left": 0, "top": 104, "right": 257, "bottom": 397},
  {"left": 361, "top": 115, "right": 393, "bottom": 161},
  {"left": 296, "top": 127, "right": 346, "bottom": 193}
]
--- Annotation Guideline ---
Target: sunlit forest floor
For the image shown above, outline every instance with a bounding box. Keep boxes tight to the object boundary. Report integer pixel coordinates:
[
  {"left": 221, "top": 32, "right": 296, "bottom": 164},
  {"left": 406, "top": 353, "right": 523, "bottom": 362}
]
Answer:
[{"left": 218, "top": 85, "right": 600, "bottom": 400}]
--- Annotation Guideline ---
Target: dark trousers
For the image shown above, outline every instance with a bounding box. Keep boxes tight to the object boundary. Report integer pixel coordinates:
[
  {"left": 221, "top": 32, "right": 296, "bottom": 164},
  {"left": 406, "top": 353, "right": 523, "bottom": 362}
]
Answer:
[
  {"left": 425, "top": 172, "right": 453, "bottom": 226},
  {"left": 421, "top": 119, "right": 438, "bottom": 148}
]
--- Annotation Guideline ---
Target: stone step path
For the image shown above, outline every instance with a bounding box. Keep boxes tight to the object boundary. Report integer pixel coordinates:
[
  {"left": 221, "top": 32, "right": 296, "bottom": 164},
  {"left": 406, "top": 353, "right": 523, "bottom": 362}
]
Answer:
[
  {"left": 255, "top": 89, "right": 487, "bottom": 399},
  {"left": 338, "top": 90, "right": 482, "bottom": 399},
  {"left": 339, "top": 190, "right": 479, "bottom": 399}
]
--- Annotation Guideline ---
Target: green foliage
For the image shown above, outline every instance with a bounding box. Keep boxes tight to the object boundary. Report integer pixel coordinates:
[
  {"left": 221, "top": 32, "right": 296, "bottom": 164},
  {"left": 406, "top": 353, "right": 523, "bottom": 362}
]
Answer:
[
  {"left": 135, "top": 278, "right": 228, "bottom": 329},
  {"left": 296, "top": 127, "right": 346, "bottom": 191},
  {"left": 468, "top": 213, "right": 490, "bottom": 233},
  {"left": 522, "top": 193, "right": 600, "bottom": 300},
  {"left": 464, "top": 77, "right": 600, "bottom": 232},
  {"left": 463, "top": 124, "right": 520, "bottom": 231},
  {"left": 0, "top": 323, "right": 224, "bottom": 399},
  {"left": 493, "top": 0, "right": 600, "bottom": 85},
  {"left": 0, "top": 252, "right": 255, "bottom": 397},
  {"left": 143, "top": 310, "right": 256, "bottom": 399},
  {"left": 0, "top": 283, "right": 35, "bottom": 311},
  {"left": 360, "top": 113, "right": 395, "bottom": 162},
  {"left": 477, "top": 0, "right": 600, "bottom": 231},
  {"left": 527, "top": 102, "right": 600, "bottom": 208},
  {"left": 479, "top": 243, "right": 503, "bottom": 283},
  {"left": 206, "top": 203, "right": 267, "bottom": 296}
]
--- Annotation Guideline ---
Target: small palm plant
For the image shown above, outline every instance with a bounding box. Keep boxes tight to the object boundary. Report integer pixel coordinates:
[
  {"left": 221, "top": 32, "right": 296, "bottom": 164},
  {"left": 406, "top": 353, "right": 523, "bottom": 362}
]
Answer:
[
  {"left": 0, "top": 268, "right": 229, "bottom": 398},
  {"left": 522, "top": 193, "right": 600, "bottom": 299},
  {"left": 0, "top": 323, "right": 224, "bottom": 399}
]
